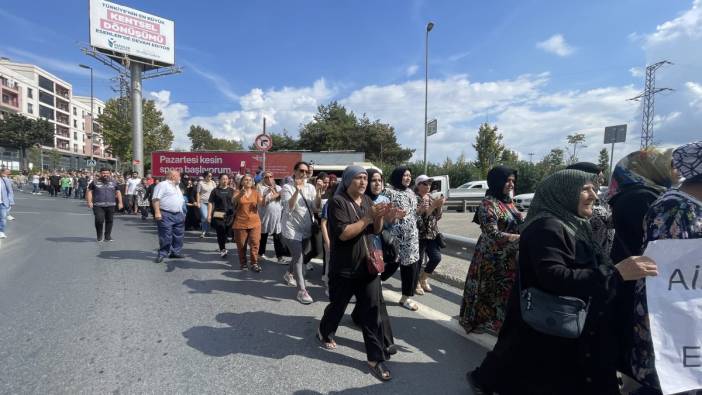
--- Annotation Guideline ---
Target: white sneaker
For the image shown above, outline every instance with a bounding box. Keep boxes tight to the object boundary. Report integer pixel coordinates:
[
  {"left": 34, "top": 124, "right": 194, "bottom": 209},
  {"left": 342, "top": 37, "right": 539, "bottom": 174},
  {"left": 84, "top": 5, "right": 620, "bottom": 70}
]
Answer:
[
  {"left": 283, "top": 272, "right": 297, "bottom": 287},
  {"left": 297, "top": 290, "right": 313, "bottom": 304},
  {"left": 277, "top": 257, "right": 288, "bottom": 265},
  {"left": 0, "top": 232, "right": 6, "bottom": 239},
  {"left": 220, "top": 249, "right": 228, "bottom": 259},
  {"left": 6, "top": 215, "right": 14, "bottom": 221},
  {"left": 199, "top": 231, "right": 206, "bottom": 239}
]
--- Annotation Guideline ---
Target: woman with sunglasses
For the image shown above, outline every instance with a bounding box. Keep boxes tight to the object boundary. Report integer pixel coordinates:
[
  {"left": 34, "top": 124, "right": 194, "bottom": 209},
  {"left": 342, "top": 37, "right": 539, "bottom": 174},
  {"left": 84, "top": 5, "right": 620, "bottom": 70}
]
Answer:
[{"left": 281, "top": 161, "right": 322, "bottom": 304}]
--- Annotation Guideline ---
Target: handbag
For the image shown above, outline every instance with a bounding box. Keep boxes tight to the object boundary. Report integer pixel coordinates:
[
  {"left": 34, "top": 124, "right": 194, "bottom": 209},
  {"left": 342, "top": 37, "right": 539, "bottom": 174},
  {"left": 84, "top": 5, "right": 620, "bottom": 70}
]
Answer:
[
  {"left": 518, "top": 261, "right": 590, "bottom": 339},
  {"left": 435, "top": 232, "right": 447, "bottom": 249},
  {"left": 300, "top": 192, "right": 321, "bottom": 256},
  {"left": 349, "top": 201, "right": 385, "bottom": 275}
]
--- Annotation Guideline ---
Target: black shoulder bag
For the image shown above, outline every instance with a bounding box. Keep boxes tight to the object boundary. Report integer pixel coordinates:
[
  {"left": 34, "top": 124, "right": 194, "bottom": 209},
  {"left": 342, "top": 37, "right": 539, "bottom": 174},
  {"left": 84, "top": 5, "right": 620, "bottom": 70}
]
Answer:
[
  {"left": 300, "top": 191, "right": 321, "bottom": 256},
  {"left": 518, "top": 259, "right": 590, "bottom": 339}
]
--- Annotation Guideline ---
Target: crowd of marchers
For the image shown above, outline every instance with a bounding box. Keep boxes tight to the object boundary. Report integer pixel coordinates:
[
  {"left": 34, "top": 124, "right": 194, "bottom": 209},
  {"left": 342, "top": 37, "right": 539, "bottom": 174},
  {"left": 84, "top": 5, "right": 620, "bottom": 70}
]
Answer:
[{"left": 1, "top": 141, "right": 701, "bottom": 392}]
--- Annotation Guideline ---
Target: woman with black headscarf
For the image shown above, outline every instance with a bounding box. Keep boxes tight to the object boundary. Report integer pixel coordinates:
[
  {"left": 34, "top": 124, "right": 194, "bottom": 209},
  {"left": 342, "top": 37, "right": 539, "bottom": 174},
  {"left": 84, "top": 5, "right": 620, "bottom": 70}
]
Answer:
[
  {"left": 459, "top": 165, "right": 523, "bottom": 334},
  {"left": 382, "top": 166, "right": 421, "bottom": 311},
  {"left": 318, "top": 165, "right": 393, "bottom": 381}
]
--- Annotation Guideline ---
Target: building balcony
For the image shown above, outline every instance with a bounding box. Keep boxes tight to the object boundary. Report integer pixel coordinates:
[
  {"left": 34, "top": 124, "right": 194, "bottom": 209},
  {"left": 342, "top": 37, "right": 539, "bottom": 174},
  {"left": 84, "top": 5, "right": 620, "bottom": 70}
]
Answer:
[
  {"left": 0, "top": 91, "right": 20, "bottom": 112},
  {"left": 0, "top": 77, "right": 19, "bottom": 91},
  {"left": 56, "top": 113, "right": 69, "bottom": 126},
  {"left": 55, "top": 97, "right": 70, "bottom": 113},
  {"left": 56, "top": 142, "right": 70, "bottom": 151},
  {"left": 55, "top": 85, "right": 70, "bottom": 100},
  {"left": 56, "top": 125, "right": 70, "bottom": 139}
]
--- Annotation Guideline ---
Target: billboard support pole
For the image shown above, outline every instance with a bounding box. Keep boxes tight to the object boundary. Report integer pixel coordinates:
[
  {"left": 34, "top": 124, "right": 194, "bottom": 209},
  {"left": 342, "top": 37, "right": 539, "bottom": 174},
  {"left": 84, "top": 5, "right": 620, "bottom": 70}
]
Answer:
[{"left": 131, "top": 62, "right": 144, "bottom": 177}]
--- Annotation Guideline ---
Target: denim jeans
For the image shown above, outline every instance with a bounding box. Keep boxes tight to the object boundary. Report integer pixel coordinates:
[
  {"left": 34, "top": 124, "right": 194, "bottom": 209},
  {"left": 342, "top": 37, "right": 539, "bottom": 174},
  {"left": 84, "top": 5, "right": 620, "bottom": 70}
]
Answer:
[
  {"left": 0, "top": 205, "right": 8, "bottom": 233},
  {"left": 32, "top": 183, "right": 39, "bottom": 193},
  {"left": 419, "top": 238, "right": 443, "bottom": 274},
  {"left": 199, "top": 202, "right": 209, "bottom": 233}
]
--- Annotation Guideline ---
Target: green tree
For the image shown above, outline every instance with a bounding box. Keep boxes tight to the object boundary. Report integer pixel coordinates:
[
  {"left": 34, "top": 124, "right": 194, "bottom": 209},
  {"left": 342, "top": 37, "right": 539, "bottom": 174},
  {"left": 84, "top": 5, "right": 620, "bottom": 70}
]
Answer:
[
  {"left": 566, "top": 133, "right": 587, "bottom": 164},
  {"left": 472, "top": 123, "right": 504, "bottom": 179},
  {"left": 297, "top": 102, "right": 414, "bottom": 165},
  {"left": 0, "top": 113, "right": 54, "bottom": 169},
  {"left": 188, "top": 125, "right": 243, "bottom": 151},
  {"left": 541, "top": 148, "right": 565, "bottom": 172},
  {"left": 598, "top": 148, "right": 610, "bottom": 184},
  {"left": 500, "top": 149, "right": 519, "bottom": 164},
  {"left": 98, "top": 97, "right": 174, "bottom": 168},
  {"left": 48, "top": 149, "right": 62, "bottom": 170}
]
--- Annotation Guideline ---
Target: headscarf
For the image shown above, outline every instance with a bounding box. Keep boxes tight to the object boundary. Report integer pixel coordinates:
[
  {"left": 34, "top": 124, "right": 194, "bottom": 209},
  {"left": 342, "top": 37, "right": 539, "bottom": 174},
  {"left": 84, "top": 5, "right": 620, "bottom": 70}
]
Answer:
[
  {"left": 365, "top": 168, "right": 383, "bottom": 200},
  {"left": 607, "top": 149, "right": 674, "bottom": 202},
  {"left": 673, "top": 141, "right": 702, "bottom": 182},
  {"left": 390, "top": 166, "right": 411, "bottom": 191},
  {"left": 485, "top": 165, "right": 517, "bottom": 203},
  {"left": 522, "top": 169, "right": 599, "bottom": 245},
  {"left": 335, "top": 165, "right": 367, "bottom": 196}
]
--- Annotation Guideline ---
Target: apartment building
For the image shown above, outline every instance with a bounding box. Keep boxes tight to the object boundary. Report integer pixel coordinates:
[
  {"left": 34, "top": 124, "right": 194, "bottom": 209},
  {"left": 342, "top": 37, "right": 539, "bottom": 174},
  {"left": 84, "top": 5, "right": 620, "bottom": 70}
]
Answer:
[{"left": 0, "top": 58, "right": 115, "bottom": 170}]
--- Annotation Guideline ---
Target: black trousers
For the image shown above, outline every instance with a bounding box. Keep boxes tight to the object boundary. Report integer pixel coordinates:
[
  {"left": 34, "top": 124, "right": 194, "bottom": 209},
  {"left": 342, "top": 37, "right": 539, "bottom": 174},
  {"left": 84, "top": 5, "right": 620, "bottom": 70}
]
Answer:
[
  {"left": 320, "top": 274, "right": 387, "bottom": 362},
  {"left": 382, "top": 258, "right": 420, "bottom": 297},
  {"left": 93, "top": 206, "right": 115, "bottom": 240},
  {"left": 259, "top": 232, "right": 285, "bottom": 258},
  {"left": 351, "top": 286, "right": 394, "bottom": 350},
  {"left": 213, "top": 219, "right": 229, "bottom": 251}
]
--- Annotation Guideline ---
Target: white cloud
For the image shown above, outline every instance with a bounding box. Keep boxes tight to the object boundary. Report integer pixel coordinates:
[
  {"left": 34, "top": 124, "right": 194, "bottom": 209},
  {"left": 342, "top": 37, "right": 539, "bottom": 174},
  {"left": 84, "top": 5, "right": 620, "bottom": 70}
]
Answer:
[
  {"left": 536, "top": 34, "right": 575, "bottom": 57},
  {"left": 644, "top": 0, "right": 702, "bottom": 46},
  {"left": 629, "top": 67, "right": 644, "bottom": 78},
  {"left": 686, "top": 81, "right": 702, "bottom": 108},
  {"left": 150, "top": 79, "right": 335, "bottom": 150},
  {"left": 406, "top": 64, "right": 419, "bottom": 77},
  {"left": 183, "top": 61, "right": 239, "bottom": 102}
]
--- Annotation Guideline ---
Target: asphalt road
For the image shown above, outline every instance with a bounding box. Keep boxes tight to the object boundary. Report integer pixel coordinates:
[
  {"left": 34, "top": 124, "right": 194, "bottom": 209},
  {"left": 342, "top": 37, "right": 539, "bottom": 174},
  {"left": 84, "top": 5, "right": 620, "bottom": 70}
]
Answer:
[{"left": 0, "top": 191, "right": 489, "bottom": 394}]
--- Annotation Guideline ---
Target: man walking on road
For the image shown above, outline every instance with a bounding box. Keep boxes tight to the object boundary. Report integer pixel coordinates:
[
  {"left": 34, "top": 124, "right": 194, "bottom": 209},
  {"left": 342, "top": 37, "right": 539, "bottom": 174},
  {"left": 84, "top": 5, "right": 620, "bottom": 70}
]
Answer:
[
  {"left": 152, "top": 170, "right": 186, "bottom": 263},
  {"left": 86, "top": 168, "right": 123, "bottom": 242},
  {"left": 49, "top": 172, "right": 60, "bottom": 197},
  {"left": 125, "top": 172, "right": 141, "bottom": 214},
  {"left": 0, "top": 168, "right": 16, "bottom": 239}
]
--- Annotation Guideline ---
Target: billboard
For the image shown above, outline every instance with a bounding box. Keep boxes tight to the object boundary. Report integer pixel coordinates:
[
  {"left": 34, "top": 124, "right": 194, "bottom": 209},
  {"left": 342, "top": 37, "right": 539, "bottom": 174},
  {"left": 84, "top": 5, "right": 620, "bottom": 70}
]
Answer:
[
  {"left": 89, "top": 0, "right": 175, "bottom": 66},
  {"left": 151, "top": 151, "right": 302, "bottom": 179}
]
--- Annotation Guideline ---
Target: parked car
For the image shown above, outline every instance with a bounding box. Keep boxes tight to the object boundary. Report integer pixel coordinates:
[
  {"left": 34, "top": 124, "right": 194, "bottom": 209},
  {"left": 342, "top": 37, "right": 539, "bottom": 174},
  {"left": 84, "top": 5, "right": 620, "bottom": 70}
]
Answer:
[
  {"left": 445, "top": 180, "right": 488, "bottom": 212},
  {"left": 514, "top": 192, "right": 534, "bottom": 212}
]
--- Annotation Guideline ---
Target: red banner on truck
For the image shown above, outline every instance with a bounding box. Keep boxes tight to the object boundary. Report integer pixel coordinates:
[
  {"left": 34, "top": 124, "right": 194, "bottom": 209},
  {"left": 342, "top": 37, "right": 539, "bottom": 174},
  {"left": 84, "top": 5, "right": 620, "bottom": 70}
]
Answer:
[{"left": 151, "top": 151, "right": 301, "bottom": 179}]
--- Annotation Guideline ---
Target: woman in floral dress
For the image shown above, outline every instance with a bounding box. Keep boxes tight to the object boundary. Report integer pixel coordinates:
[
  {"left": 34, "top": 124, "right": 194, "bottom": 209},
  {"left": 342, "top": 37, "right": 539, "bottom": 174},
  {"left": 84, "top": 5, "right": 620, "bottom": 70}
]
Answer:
[
  {"left": 459, "top": 166, "right": 523, "bottom": 334},
  {"left": 628, "top": 141, "right": 702, "bottom": 391},
  {"left": 383, "top": 166, "right": 420, "bottom": 311}
]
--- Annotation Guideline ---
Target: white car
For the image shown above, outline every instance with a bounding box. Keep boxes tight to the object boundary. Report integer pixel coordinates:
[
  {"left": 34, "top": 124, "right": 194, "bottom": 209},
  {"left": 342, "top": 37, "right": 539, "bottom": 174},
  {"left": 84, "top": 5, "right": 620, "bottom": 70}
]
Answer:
[{"left": 514, "top": 193, "right": 534, "bottom": 212}]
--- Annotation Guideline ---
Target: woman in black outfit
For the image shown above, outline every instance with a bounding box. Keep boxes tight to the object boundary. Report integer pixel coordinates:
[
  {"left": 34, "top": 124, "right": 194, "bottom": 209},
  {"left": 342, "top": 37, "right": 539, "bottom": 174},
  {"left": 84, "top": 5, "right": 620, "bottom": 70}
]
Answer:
[
  {"left": 318, "top": 165, "right": 392, "bottom": 382},
  {"left": 467, "top": 169, "right": 658, "bottom": 395},
  {"left": 207, "top": 174, "right": 234, "bottom": 259}
]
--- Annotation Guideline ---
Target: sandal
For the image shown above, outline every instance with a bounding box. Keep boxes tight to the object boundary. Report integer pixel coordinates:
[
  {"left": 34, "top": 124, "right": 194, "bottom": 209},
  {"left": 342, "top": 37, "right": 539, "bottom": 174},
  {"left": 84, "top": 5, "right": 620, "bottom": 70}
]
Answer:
[
  {"left": 251, "top": 264, "right": 262, "bottom": 272},
  {"left": 368, "top": 361, "right": 392, "bottom": 382},
  {"left": 316, "top": 328, "right": 336, "bottom": 350},
  {"left": 400, "top": 298, "right": 419, "bottom": 311}
]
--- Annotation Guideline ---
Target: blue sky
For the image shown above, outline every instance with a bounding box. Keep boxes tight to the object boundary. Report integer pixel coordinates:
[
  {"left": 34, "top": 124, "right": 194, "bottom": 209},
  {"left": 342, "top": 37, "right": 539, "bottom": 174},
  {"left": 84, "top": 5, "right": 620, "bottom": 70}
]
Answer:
[{"left": 2, "top": 0, "right": 700, "bottom": 164}]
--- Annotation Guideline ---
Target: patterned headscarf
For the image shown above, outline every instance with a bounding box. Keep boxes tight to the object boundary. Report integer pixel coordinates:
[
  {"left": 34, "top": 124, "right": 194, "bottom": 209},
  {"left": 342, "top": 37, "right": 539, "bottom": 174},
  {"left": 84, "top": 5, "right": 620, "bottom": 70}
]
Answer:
[
  {"left": 607, "top": 148, "right": 674, "bottom": 202},
  {"left": 522, "top": 169, "right": 599, "bottom": 244},
  {"left": 673, "top": 141, "right": 702, "bottom": 181}
]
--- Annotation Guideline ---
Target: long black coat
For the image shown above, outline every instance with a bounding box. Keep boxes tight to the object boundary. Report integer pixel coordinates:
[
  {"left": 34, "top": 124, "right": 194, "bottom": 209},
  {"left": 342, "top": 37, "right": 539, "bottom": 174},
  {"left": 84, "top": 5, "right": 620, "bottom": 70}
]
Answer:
[{"left": 474, "top": 217, "right": 624, "bottom": 395}]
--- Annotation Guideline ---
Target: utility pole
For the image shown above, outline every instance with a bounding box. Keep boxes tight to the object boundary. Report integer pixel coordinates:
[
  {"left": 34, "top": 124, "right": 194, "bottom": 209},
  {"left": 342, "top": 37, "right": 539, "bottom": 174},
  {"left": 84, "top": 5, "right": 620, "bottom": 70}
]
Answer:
[
  {"left": 528, "top": 152, "right": 534, "bottom": 163},
  {"left": 423, "top": 21, "right": 434, "bottom": 174},
  {"left": 628, "top": 61, "right": 673, "bottom": 149}
]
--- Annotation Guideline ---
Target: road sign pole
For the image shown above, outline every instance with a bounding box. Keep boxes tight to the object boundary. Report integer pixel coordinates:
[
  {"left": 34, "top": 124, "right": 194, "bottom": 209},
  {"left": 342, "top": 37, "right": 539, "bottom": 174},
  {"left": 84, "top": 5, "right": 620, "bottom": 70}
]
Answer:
[{"left": 609, "top": 142, "right": 615, "bottom": 181}]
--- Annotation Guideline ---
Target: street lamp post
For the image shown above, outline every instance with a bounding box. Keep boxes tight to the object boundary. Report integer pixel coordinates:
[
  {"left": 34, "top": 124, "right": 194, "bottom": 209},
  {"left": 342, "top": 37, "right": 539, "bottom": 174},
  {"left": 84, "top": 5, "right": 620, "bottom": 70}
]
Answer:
[
  {"left": 79, "top": 64, "right": 94, "bottom": 172},
  {"left": 423, "top": 21, "right": 434, "bottom": 175}
]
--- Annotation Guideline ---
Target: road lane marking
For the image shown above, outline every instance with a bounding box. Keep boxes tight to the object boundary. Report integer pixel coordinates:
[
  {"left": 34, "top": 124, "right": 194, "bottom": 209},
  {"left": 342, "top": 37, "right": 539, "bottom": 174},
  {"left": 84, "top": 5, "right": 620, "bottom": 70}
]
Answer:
[{"left": 382, "top": 288, "right": 496, "bottom": 350}]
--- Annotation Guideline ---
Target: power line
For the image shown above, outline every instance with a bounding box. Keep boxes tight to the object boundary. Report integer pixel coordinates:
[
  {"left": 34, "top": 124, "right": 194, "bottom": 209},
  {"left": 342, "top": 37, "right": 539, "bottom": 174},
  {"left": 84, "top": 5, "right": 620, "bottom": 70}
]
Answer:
[{"left": 628, "top": 60, "right": 673, "bottom": 149}]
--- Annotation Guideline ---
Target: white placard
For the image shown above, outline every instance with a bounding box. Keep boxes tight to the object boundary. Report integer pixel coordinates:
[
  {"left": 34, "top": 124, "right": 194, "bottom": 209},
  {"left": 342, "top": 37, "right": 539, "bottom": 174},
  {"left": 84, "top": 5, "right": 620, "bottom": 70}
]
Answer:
[
  {"left": 644, "top": 239, "right": 702, "bottom": 395},
  {"left": 89, "top": 0, "right": 175, "bottom": 65}
]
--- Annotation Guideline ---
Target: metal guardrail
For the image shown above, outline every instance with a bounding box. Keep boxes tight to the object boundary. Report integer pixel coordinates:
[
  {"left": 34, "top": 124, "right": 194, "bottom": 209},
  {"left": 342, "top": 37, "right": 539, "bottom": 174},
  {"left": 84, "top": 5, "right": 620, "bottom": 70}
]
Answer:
[
  {"left": 444, "top": 199, "right": 481, "bottom": 212},
  {"left": 441, "top": 233, "right": 477, "bottom": 260}
]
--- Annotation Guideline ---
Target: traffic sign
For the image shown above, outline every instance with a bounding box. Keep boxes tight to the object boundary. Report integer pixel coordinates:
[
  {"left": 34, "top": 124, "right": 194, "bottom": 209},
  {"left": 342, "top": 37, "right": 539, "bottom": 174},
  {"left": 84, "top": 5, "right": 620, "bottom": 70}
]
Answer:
[
  {"left": 604, "top": 124, "right": 627, "bottom": 144},
  {"left": 86, "top": 159, "right": 97, "bottom": 167},
  {"left": 254, "top": 134, "right": 272, "bottom": 151},
  {"left": 426, "top": 119, "right": 438, "bottom": 136}
]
